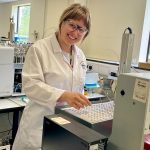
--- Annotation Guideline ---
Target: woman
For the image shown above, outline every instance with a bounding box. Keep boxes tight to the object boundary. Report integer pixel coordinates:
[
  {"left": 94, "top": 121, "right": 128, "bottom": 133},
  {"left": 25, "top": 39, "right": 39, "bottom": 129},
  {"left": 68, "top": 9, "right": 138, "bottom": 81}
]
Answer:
[{"left": 12, "top": 3, "right": 91, "bottom": 150}]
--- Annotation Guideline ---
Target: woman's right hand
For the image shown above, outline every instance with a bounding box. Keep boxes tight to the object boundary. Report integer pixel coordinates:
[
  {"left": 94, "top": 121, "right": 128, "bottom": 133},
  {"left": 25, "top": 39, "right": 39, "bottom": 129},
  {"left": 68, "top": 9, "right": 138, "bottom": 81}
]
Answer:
[{"left": 58, "top": 91, "right": 91, "bottom": 109}]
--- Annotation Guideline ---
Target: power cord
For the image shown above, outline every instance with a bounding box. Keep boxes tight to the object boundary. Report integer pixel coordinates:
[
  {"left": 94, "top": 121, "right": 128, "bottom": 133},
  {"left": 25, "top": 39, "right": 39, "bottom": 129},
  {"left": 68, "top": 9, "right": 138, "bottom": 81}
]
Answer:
[
  {"left": 0, "top": 129, "right": 12, "bottom": 134},
  {"left": 131, "top": 65, "right": 140, "bottom": 72},
  {"left": 124, "top": 27, "right": 132, "bottom": 34},
  {"left": 7, "top": 113, "right": 12, "bottom": 127}
]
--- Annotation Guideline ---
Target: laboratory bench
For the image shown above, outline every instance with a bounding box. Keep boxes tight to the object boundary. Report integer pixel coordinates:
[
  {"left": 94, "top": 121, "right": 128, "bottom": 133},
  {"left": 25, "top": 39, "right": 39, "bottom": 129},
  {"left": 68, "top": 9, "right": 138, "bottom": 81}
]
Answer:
[
  {"left": 0, "top": 96, "right": 26, "bottom": 146},
  {"left": 0, "top": 93, "right": 110, "bottom": 148}
]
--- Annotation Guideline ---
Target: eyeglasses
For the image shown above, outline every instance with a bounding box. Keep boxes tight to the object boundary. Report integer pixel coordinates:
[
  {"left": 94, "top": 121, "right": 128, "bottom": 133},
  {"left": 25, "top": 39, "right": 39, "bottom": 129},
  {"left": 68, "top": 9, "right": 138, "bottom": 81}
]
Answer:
[{"left": 65, "top": 20, "right": 88, "bottom": 34}]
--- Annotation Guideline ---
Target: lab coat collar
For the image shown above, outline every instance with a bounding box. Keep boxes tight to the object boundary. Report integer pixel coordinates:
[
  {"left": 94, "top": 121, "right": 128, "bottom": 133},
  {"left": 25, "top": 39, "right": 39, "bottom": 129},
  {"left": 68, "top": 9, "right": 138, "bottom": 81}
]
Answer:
[
  {"left": 50, "top": 33, "right": 62, "bottom": 53},
  {"left": 73, "top": 45, "right": 80, "bottom": 57}
]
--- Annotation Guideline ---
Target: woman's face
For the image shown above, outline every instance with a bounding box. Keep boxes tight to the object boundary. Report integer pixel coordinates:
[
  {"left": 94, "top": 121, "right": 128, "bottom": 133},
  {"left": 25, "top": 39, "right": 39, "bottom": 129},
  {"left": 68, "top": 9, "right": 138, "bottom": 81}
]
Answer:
[{"left": 59, "top": 19, "right": 87, "bottom": 47}]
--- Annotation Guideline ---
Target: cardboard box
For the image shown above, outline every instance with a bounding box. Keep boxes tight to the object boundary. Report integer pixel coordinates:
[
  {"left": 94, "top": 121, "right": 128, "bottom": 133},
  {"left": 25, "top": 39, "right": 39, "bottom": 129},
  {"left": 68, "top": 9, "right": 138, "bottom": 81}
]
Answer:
[{"left": 139, "top": 62, "right": 150, "bottom": 70}]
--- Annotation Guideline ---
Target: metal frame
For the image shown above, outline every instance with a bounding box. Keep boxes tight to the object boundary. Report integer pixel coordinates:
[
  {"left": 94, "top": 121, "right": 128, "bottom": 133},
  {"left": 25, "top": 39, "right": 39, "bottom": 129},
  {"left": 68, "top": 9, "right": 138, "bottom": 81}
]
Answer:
[{"left": 146, "top": 32, "right": 150, "bottom": 62}]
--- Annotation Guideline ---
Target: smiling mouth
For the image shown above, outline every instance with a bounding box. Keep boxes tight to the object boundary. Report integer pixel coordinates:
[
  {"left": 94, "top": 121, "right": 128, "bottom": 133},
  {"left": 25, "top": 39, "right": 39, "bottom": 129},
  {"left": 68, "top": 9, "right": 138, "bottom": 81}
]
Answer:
[{"left": 68, "top": 34, "right": 77, "bottom": 40}]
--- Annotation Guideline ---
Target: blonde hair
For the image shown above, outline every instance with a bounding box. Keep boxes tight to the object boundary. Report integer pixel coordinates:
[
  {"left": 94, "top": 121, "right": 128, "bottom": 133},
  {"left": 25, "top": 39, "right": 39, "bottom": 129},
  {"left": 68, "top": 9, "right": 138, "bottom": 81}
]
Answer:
[{"left": 59, "top": 3, "right": 91, "bottom": 39}]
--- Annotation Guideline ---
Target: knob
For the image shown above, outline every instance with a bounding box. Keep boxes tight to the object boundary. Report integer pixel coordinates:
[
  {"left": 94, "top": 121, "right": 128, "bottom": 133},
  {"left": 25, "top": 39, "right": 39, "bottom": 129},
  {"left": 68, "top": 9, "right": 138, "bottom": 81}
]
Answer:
[{"left": 120, "top": 90, "right": 125, "bottom": 96}]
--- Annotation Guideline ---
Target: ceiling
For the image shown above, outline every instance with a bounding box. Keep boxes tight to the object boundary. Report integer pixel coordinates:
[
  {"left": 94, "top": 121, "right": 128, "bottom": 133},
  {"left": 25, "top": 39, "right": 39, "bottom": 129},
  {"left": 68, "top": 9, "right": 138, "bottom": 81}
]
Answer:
[{"left": 0, "top": 0, "right": 18, "bottom": 3}]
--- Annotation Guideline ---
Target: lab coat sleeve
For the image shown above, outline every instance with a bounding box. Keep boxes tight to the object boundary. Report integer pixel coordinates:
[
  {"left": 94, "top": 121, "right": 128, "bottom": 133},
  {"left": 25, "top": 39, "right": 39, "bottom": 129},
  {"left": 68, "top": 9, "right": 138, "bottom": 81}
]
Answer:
[{"left": 22, "top": 46, "right": 65, "bottom": 111}]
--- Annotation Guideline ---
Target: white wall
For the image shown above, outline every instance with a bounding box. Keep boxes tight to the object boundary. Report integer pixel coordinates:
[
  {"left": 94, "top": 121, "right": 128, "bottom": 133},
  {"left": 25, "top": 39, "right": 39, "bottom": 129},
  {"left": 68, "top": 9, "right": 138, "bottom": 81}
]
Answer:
[
  {"left": 139, "top": 0, "right": 150, "bottom": 62},
  {"left": 43, "top": 0, "right": 148, "bottom": 65},
  {"left": 0, "top": 0, "right": 45, "bottom": 42},
  {"left": 43, "top": 0, "right": 69, "bottom": 38},
  {"left": 0, "top": 3, "right": 12, "bottom": 37},
  {"left": 29, "top": 0, "right": 45, "bottom": 42},
  {"left": 43, "top": 0, "right": 87, "bottom": 38},
  {"left": 0, "top": 0, "right": 32, "bottom": 37},
  {"left": 81, "top": 0, "right": 147, "bottom": 64},
  {"left": 0, "top": 0, "right": 149, "bottom": 64},
  {"left": 87, "top": 60, "right": 150, "bottom": 77}
]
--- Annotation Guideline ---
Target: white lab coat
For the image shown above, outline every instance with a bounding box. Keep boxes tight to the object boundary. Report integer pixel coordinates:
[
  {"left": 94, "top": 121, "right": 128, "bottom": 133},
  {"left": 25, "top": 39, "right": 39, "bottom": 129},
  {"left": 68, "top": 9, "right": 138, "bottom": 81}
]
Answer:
[{"left": 12, "top": 34, "right": 87, "bottom": 150}]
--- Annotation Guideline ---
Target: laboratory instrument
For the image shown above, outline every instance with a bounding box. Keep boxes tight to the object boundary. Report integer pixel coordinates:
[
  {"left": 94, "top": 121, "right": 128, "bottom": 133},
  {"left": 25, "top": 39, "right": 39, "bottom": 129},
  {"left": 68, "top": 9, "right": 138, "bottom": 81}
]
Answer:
[
  {"left": 55, "top": 101, "right": 114, "bottom": 137},
  {"left": 8, "top": 17, "right": 15, "bottom": 43},
  {"left": 118, "top": 27, "right": 134, "bottom": 75},
  {"left": 107, "top": 73, "right": 150, "bottom": 150},
  {"left": 42, "top": 114, "right": 107, "bottom": 150},
  {"left": 84, "top": 73, "right": 105, "bottom": 100},
  {"left": 0, "top": 46, "right": 14, "bottom": 97}
]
